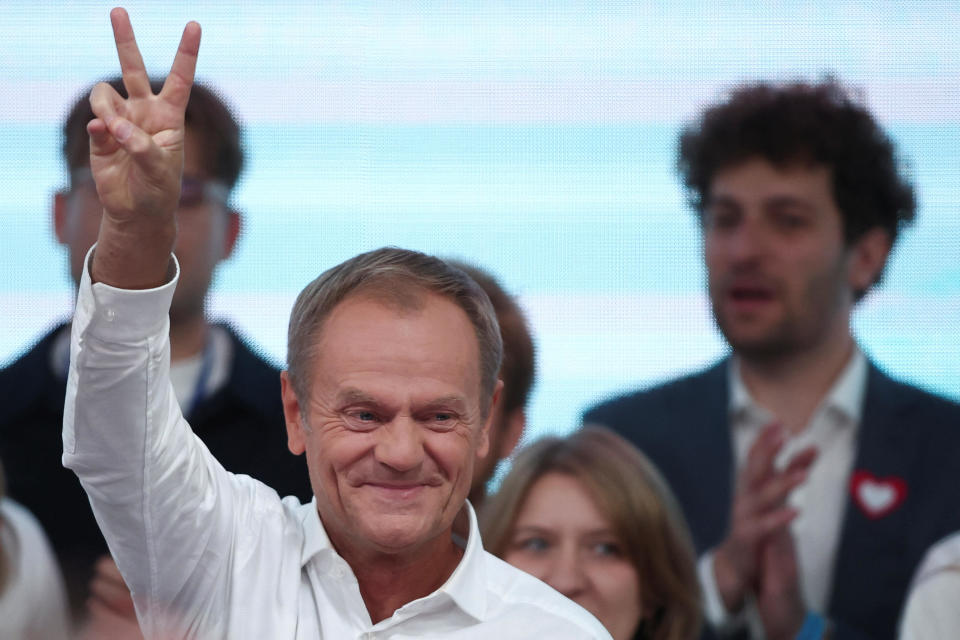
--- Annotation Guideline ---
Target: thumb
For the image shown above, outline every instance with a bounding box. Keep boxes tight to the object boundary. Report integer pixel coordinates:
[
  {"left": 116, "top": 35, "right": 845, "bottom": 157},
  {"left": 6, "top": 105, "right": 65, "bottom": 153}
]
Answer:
[{"left": 104, "top": 116, "right": 165, "bottom": 168}]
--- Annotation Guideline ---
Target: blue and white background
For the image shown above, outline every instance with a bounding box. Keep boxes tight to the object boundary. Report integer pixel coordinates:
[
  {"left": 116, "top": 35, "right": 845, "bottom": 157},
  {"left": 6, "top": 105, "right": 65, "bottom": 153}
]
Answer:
[{"left": 3, "top": 2, "right": 959, "bottom": 443}]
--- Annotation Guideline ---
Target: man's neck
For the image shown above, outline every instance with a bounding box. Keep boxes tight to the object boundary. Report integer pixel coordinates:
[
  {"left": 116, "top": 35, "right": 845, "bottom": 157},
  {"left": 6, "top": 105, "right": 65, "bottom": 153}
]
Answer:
[
  {"left": 331, "top": 525, "right": 465, "bottom": 624},
  {"left": 737, "top": 329, "right": 855, "bottom": 434},
  {"left": 169, "top": 315, "right": 209, "bottom": 362}
]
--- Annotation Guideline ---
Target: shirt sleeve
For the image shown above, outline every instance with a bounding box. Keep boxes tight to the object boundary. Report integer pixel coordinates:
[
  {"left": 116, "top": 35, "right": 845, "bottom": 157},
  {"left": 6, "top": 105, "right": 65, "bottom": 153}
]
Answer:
[
  {"left": 698, "top": 550, "right": 752, "bottom": 634},
  {"left": 62, "top": 247, "right": 239, "bottom": 639}
]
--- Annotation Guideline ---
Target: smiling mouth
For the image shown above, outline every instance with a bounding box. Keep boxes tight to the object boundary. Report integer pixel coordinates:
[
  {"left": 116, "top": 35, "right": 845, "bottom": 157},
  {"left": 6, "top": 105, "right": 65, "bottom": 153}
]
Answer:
[{"left": 364, "top": 483, "right": 428, "bottom": 500}]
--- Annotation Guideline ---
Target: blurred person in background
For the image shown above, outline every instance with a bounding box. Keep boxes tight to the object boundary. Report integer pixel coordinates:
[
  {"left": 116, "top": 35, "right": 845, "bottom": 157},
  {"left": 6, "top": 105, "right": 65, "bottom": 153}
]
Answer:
[
  {"left": 481, "top": 426, "right": 702, "bottom": 640},
  {"left": 448, "top": 261, "right": 536, "bottom": 508},
  {"left": 0, "top": 76, "right": 310, "bottom": 634},
  {"left": 584, "top": 79, "right": 960, "bottom": 639},
  {"left": 898, "top": 531, "right": 960, "bottom": 640},
  {"left": 0, "top": 457, "right": 71, "bottom": 640}
]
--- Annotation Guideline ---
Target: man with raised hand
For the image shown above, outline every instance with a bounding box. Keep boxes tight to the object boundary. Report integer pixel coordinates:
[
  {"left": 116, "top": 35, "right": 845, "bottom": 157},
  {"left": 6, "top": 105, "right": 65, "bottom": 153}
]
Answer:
[
  {"left": 583, "top": 80, "right": 960, "bottom": 640},
  {"left": 65, "top": 9, "right": 610, "bottom": 639},
  {"left": 1, "top": 69, "right": 312, "bottom": 630}
]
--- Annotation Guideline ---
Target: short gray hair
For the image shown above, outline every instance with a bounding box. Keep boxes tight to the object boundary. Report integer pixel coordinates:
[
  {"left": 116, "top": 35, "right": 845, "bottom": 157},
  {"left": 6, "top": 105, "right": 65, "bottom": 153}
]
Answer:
[{"left": 287, "top": 247, "right": 503, "bottom": 411}]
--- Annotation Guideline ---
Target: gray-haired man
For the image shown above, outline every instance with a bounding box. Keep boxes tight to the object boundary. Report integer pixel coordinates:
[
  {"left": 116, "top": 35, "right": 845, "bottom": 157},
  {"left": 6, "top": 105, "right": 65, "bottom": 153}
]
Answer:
[{"left": 64, "top": 9, "right": 609, "bottom": 639}]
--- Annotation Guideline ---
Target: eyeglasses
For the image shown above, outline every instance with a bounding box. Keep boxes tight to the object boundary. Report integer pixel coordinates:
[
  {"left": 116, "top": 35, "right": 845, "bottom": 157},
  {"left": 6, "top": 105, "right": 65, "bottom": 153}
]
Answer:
[{"left": 70, "top": 168, "right": 229, "bottom": 209}]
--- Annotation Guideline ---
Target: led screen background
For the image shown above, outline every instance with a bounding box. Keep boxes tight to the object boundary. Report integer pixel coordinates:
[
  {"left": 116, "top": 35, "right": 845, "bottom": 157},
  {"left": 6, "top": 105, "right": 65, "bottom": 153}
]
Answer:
[{"left": 2, "top": 1, "right": 959, "bottom": 447}]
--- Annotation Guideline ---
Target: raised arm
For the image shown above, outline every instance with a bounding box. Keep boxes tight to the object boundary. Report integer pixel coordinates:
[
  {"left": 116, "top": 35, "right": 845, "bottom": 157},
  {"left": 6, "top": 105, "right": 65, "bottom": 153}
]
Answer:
[{"left": 88, "top": 7, "right": 199, "bottom": 288}]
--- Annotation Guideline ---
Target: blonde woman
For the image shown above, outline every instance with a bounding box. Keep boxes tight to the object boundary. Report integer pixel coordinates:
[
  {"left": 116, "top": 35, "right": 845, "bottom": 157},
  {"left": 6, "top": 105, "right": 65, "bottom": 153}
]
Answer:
[
  {"left": 481, "top": 426, "right": 701, "bottom": 640},
  {"left": 0, "top": 459, "right": 71, "bottom": 639}
]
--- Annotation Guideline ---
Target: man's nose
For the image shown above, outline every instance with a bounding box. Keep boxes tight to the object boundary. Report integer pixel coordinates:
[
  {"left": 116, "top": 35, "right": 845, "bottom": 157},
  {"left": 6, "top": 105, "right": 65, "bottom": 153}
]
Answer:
[
  {"left": 726, "top": 218, "right": 768, "bottom": 265},
  {"left": 374, "top": 417, "right": 425, "bottom": 472},
  {"left": 546, "top": 547, "right": 588, "bottom": 599}
]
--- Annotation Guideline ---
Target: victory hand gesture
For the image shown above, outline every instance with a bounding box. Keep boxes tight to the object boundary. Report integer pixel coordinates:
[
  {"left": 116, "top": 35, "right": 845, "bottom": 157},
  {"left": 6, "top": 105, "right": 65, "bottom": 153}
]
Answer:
[{"left": 89, "top": 8, "right": 200, "bottom": 289}]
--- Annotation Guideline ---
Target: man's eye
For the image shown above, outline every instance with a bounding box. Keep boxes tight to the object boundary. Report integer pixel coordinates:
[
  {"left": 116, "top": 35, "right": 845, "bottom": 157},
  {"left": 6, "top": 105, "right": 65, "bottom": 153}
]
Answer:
[
  {"left": 423, "top": 412, "right": 458, "bottom": 429},
  {"left": 775, "top": 213, "right": 808, "bottom": 229},
  {"left": 705, "top": 208, "right": 738, "bottom": 230},
  {"left": 344, "top": 410, "right": 380, "bottom": 430}
]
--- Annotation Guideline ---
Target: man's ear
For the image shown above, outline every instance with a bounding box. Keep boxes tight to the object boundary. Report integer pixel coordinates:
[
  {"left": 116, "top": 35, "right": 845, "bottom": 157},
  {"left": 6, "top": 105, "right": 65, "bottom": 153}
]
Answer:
[
  {"left": 280, "top": 371, "right": 307, "bottom": 456},
  {"left": 848, "top": 227, "right": 892, "bottom": 295},
  {"left": 498, "top": 407, "right": 526, "bottom": 460},
  {"left": 53, "top": 192, "right": 69, "bottom": 245},
  {"left": 221, "top": 209, "right": 242, "bottom": 260},
  {"left": 477, "top": 380, "right": 504, "bottom": 460}
]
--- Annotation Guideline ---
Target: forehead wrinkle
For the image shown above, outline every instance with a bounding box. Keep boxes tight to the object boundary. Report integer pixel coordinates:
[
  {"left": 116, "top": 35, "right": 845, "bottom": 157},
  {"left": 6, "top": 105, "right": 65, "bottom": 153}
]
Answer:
[{"left": 334, "top": 387, "right": 380, "bottom": 405}]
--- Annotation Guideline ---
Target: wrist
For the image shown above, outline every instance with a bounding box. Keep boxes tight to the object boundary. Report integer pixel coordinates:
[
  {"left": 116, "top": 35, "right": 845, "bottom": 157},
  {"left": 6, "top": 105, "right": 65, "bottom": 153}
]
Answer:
[
  {"left": 713, "top": 547, "right": 748, "bottom": 612},
  {"left": 91, "top": 216, "right": 177, "bottom": 289}
]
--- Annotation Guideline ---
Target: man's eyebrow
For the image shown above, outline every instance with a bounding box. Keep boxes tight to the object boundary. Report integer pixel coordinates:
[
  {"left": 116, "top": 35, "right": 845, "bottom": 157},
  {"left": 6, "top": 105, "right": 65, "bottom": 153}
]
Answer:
[
  {"left": 419, "top": 395, "right": 468, "bottom": 410},
  {"left": 764, "top": 195, "right": 816, "bottom": 211},
  {"left": 335, "top": 388, "right": 379, "bottom": 405},
  {"left": 704, "top": 194, "right": 739, "bottom": 209}
]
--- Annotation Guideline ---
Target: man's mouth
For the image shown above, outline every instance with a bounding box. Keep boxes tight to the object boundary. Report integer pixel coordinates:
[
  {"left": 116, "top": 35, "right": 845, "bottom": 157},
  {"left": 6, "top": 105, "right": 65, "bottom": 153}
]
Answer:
[
  {"left": 363, "top": 482, "right": 428, "bottom": 500},
  {"left": 726, "top": 284, "right": 776, "bottom": 311},
  {"left": 729, "top": 285, "right": 774, "bottom": 302}
]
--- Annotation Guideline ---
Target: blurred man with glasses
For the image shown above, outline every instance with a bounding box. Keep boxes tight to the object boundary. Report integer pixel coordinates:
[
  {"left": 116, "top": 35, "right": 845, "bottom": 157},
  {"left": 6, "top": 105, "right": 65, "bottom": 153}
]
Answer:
[{"left": 0, "top": 77, "right": 310, "bottom": 634}]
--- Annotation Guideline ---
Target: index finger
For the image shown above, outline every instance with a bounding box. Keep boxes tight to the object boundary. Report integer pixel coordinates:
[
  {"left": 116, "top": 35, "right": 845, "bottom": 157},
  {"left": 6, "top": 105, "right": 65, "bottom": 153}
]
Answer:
[
  {"left": 159, "top": 20, "right": 201, "bottom": 110},
  {"left": 741, "top": 422, "right": 785, "bottom": 491},
  {"left": 110, "top": 8, "right": 151, "bottom": 99}
]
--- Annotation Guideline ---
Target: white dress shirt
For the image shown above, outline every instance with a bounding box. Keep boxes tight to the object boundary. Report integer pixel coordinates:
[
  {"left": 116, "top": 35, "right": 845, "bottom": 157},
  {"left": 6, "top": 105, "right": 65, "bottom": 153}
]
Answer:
[
  {"left": 63, "top": 251, "right": 611, "bottom": 640},
  {"left": 698, "top": 350, "right": 867, "bottom": 636},
  {"left": 0, "top": 498, "right": 71, "bottom": 640}
]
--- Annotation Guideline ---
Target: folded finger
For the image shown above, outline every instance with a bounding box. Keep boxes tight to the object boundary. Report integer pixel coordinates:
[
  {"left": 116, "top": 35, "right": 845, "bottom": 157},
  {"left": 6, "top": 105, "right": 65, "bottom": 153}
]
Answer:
[
  {"left": 783, "top": 445, "right": 818, "bottom": 475},
  {"left": 161, "top": 20, "right": 201, "bottom": 112},
  {"left": 110, "top": 8, "right": 152, "bottom": 98},
  {"left": 95, "top": 555, "right": 126, "bottom": 582},
  {"left": 753, "top": 505, "right": 798, "bottom": 540},
  {"left": 89, "top": 81, "right": 125, "bottom": 124},
  {"left": 751, "top": 467, "right": 810, "bottom": 513},
  {"left": 88, "top": 118, "right": 121, "bottom": 158},
  {"left": 742, "top": 422, "right": 785, "bottom": 490},
  {"left": 90, "top": 575, "right": 137, "bottom": 615}
]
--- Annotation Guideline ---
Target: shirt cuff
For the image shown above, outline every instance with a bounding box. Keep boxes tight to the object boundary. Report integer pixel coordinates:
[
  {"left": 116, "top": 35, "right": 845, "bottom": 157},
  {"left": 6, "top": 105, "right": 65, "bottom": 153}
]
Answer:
[
  {"left": 698, "top": 550, "right": 750, "bottom": 634},
  {"left": 76, "top": 244, "right": 180, "bottom": 344}
]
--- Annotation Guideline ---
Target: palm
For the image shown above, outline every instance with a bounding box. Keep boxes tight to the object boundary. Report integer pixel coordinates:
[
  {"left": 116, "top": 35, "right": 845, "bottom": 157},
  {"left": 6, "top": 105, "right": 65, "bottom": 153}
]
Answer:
[
  {"left": 90, "top": 100, "right": 184, "bottom": 219},
  {"left": 88, "top": 8, "right": 199, "bottom": 222}
]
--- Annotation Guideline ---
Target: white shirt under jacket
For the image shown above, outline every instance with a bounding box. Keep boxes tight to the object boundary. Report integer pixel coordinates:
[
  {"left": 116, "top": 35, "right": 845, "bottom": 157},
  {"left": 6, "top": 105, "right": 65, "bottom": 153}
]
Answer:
[
  {"left": 62, "top": 251, "right": 611, "bottom": 640},
  {"left": 698, "top": 350, "right": 866, "bottom": 636}
]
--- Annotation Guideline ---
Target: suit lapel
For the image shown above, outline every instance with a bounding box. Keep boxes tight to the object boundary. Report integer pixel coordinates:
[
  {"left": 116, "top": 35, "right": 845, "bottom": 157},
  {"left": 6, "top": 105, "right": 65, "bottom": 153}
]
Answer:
[
  {"left": 685, "top": 360, "right": 735, "bottom": 553},
  {"left": 828, "top": 363, "right": 918, "bottom": 625}
]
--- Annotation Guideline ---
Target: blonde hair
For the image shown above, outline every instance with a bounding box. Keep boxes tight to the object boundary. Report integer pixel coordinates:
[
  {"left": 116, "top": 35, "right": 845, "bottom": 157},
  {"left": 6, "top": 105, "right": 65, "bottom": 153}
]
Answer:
[{"left": 480, "top": 426, "right": 701, "bottom": 640}]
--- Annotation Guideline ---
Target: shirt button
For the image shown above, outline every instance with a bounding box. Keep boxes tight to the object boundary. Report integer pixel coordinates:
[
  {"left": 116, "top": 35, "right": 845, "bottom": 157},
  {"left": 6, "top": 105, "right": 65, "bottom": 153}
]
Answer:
[{"left": 105, "top": 308, "right": 116, "bottom": 322}]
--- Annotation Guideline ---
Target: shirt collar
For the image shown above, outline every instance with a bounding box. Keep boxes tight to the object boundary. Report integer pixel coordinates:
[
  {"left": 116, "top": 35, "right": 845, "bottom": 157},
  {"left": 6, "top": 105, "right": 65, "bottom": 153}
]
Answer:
[
  {"left": 432, "top": 500, "right": 488, "bottom": 621},
  {"left": 297, "top": 497, "right": 488, "bottom": 622},
  {"left": 729, "top": 345, "right": 868, "bottom": 427}
]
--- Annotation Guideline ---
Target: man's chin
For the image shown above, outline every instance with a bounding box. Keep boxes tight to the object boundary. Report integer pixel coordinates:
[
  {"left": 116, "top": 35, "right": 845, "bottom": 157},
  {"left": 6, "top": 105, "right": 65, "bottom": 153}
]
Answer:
[{"left": 358, "top": 518, "right": 444, "bottom": 554}]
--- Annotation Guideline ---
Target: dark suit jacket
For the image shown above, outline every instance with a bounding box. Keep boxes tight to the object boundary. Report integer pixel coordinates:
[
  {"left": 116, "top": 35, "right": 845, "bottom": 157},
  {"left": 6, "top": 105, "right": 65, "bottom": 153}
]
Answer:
[
  {"left": 584, "top": 359, "right": 960, "bottom": 640},
  {"left": 0, "top": 323, "right": 312, "bottom": 620}
]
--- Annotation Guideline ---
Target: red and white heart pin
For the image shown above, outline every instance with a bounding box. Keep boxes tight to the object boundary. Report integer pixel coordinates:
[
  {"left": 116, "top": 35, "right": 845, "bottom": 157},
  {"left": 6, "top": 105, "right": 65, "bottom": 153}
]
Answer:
[{"left": 850, "top": 471, "right": 907, "bottom": 519}]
